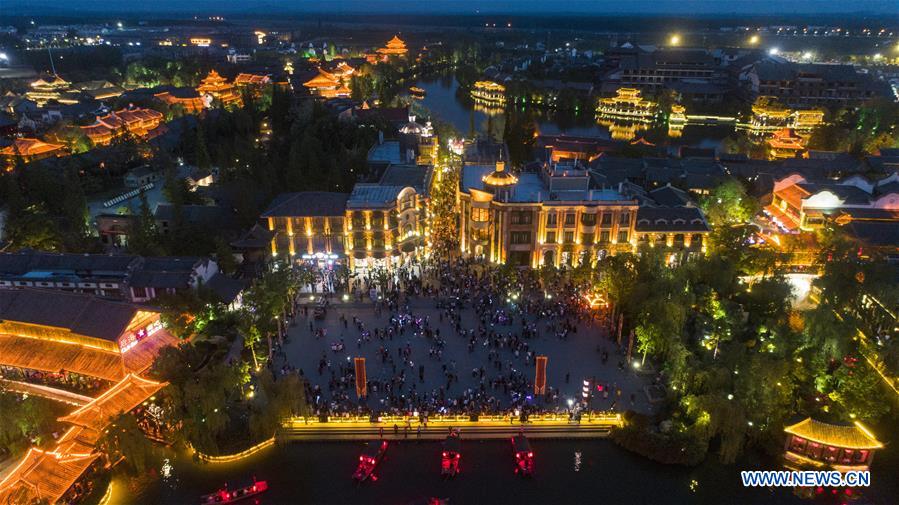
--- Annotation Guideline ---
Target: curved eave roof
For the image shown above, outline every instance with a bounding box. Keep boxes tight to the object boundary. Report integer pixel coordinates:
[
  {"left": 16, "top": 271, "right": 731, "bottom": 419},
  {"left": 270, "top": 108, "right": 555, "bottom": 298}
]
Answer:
[{"left": 784, "top": 418, "right": 883, "bottom": 450}]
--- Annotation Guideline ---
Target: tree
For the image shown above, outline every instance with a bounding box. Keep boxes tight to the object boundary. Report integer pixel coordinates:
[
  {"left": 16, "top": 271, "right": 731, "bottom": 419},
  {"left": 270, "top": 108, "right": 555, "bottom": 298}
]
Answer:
[
  {"left": 98, "top": 413, "right": 161, "bottom": 476},
  {"left": 700, "top": 179, "right": 757, "bottom": 227}
]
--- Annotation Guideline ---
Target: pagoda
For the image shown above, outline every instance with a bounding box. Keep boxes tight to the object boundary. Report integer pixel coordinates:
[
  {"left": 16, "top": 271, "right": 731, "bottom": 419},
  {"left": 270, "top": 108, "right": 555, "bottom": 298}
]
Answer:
[
  {"left": 377, "top": 35, "right": 409, "bottom": 57},
  {"left": 767, "top": 128, "right": 807, "bottom": 159},
  {"left": 196, "top": 70, "right": 242, "bottom": 108}
]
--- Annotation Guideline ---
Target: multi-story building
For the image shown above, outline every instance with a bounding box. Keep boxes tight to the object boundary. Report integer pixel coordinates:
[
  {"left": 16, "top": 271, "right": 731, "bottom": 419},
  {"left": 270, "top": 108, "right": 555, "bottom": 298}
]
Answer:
[
  {"left": 459, "top": 159, "right": 640, "bottom": 267},
  {"left": 744, "top": 61, "right": 890, "bottom": 108},
  {"left": 262, "top": 165, "right": 432, "bottom": 272},
  {"left": 606, "top": 48, "right": 727, "bottom": 97}
]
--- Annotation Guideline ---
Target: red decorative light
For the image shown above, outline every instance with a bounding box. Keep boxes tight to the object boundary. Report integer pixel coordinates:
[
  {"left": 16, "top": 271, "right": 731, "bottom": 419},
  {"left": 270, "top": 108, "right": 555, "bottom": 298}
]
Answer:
[{"left": 528, "top": 452, "right": 533, "bottom": 458}]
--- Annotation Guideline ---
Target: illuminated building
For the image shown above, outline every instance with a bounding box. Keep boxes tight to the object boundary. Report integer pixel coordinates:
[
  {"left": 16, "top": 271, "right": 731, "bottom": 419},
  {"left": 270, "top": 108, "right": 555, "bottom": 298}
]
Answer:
[
  {"left": 190, "top": 37, "right": 212, "bottom": 47},
  {"left": 765, "top": 172, "right": 899, "bottom": 233},
  {"left": 750, "top": 96, "right": 824, "bottom": 131},
  {"left": 458, "top": 159, "right": 640, "bottom": 267},
  {"left": 80, "top": 108, "right": 164, "bottom": 146},
  {"left": 154, "top": 88, "right": 205, "bottom": 114},
  {"left": 596, "top": 88, "right": 658, "bottom": 120},
  {"left": 668, "top": 104, "right": 686, "bottom": 137},
  {"left": 25, "top": 75, "right": 78, "bottom": 106},
  {"left": 303, "top": 68, "right": 350, "bottom": 98},
  {"left": 784, "top": 418, "right": 882, "bottom": 472},
  {"left": 234, "top": 73, "right": 272, "bottom": 88},
  {"left": 263, "top": 165, "right": 431, "bottom": 272},
  {"left": 0, "top": 137, "right": 64, "bottom": 162},
  {"left": 766, "top": 128, "right": 807, "bottom": 159},
  {"left": 196, "top": 70, "right": 242, "bottom": 108},
  {"left": 398, "top": 114, "right": 438, "bottom": 165},
  {"left": 329, "top": 60, "right": 356, "bottom": 79},
  {"left": 471, "top": 81, "right": 506, "bottom": 106},
  {"left": 0, "top": 372, "right": 167, "bottom": 504},
  {"left": 0, "top": 289, "right": 177, "bottom": 385},
  {"left": 376, "top": 35, "right": 409, "bottom": 57},
  {"left": 536, "top": 135, "right": 617, "bottom": 163}
]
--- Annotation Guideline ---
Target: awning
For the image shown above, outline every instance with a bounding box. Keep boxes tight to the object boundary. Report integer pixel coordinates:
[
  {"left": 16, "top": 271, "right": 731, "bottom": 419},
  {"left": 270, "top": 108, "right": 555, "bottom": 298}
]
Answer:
[{"left": 784, "top": 418, "right": 883, "bottom": 450}]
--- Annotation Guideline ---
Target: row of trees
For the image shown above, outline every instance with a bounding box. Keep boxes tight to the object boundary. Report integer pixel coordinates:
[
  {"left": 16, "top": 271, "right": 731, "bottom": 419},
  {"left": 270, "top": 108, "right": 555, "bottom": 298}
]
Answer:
[{"left": 573, "top": 181, "right": 898, "bottom": 465}]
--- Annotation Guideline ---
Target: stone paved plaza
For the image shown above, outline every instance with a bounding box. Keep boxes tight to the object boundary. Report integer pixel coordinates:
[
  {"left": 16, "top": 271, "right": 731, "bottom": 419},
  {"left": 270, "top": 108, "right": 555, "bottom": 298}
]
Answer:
[{"left": 278, "top": 295, "right": 656, "bottom": 416}]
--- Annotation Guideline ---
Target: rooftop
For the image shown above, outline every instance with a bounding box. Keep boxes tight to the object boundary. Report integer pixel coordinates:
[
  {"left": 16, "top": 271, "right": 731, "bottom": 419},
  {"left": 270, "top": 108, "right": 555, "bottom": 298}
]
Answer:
[
  {"left": 784, "top": 418, "right": 882, "bottom": 450},
  {"left": 0, "top": 289, "right": 142, "bottom": 342},
  {"left": 262, "top": 192, "right": 349, "bottom": 217}
]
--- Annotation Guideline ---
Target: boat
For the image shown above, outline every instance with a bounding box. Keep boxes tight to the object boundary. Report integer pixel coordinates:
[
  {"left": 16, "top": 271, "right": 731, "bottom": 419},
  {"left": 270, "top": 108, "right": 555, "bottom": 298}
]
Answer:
[
  {"left": 353, "top": 440, "right": 388, "bottom": 482},
  {"left": 511, "top": 434, "right": 534, "bottom": 477},
  {"left": 409, "top": 86, "right": 426, "bottom": 97},
  {"left": 199, "top": 479, "right": 268, "bottom": 504},
  {"left": 440, "top": 432, "right": 461, "bottom": 477}
]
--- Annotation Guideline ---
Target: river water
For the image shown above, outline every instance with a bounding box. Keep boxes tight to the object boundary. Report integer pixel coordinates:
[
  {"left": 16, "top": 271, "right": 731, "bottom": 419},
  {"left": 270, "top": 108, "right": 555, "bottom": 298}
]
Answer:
[
  {"left": 405, "top": 73, "right": 734, "bottom": 150},
  {"left": 121, "top": 439, "right": 819, "bottom": 505}
]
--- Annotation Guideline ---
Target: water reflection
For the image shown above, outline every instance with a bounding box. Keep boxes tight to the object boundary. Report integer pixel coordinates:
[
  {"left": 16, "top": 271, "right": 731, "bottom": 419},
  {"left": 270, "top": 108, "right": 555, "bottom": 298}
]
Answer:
[{"left": 407, "top": 73, "right": 734, "bottom": 148}]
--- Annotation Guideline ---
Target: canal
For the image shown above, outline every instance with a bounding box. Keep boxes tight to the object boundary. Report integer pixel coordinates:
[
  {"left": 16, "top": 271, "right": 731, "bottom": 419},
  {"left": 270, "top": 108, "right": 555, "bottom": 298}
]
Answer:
[
  {"left": 120, "top": 439, "right": 817, "bottom": 505},
  {"left": 405, "top": 72, "right": 735, "bottom": 149}
]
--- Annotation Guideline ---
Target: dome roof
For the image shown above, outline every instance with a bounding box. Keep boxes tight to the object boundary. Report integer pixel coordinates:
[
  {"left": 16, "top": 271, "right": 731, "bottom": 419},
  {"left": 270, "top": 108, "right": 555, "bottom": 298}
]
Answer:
[{"left": 482, "top": 161, "right": 517, "bottom": 187}]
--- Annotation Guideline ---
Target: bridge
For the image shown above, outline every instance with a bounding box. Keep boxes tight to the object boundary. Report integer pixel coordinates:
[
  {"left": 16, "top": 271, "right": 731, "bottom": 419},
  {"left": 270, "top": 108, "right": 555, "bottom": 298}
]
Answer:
[{"left": 278, "top": 413, "right": 623, "bottom": 442}]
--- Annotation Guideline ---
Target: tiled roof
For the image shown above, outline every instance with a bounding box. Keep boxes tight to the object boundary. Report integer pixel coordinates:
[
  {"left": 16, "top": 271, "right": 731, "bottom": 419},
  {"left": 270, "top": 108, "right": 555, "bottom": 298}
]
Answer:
[
  {"left": 262, "top": 192, "right": 349, "bottom": 217},
  {"left": 635, "top": 206, "right": 710, "bottom": 233},
  {"left": 0, "top": 289, "right": 140, "bottom": 342},
  {"left": 784, "top": 418, "right": 882, "bottom": 450}
]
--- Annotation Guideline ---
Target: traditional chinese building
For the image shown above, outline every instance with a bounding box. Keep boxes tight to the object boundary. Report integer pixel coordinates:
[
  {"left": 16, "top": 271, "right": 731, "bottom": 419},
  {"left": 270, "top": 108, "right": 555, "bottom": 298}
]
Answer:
[
  {"left": 596, "top": 88, "right": 659, "bottom": 120},
  {"left": 25, "top": 75, "right": 78, "bottom": 106},
  {"left": 750, "top": 96, "right": 824, "bottom": 132},
  {"left": 154, "top": 88, "right": 206, "bottom": 114},
  {"left": 0, "top": 289, "right": 178, "bottom": 385},
  {"left": 376, "top": 35, "right": 409, "bottom": 58},
  {"left": 0, "top": 373, "right": 167, "bottom": 504},
  {"left": 196, "top": 70, "right": 242, "bottom": 108},
  {"left": 767, "top": 128, "right": 807, "bottom": 159},
  {"left": 303, "top": 68, "right": 350, "bottom": 98},
  {"left": 471, "top": 81, "right": 506, "bottom": 106},
  {"left": 0, "top": 137, "right": 64, "bottom": 163},
  {"left": 234, "top": 73, "right": 272, "bottom": 98},
  {"left": 784, "top": 418, "right": 882, "bottom": 472},
  {"left": 80, "top": 108, "right": 164, "bottom": 146}
]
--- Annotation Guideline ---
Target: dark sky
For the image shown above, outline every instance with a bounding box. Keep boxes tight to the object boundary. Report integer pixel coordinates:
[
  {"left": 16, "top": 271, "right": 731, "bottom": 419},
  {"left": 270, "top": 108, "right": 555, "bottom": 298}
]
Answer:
[{"left": 4, "top": 0, "right": 899, "bottom": 15}]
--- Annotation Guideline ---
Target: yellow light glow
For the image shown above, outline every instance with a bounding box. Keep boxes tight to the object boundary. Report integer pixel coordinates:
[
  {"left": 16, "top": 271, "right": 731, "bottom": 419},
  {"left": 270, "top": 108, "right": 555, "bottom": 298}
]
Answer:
[
  {"left": 669, "top": 34, "right": 681, "bottom": 45},
  {"left": 749, "top": 34, "right": 760, "bottom": 45}
]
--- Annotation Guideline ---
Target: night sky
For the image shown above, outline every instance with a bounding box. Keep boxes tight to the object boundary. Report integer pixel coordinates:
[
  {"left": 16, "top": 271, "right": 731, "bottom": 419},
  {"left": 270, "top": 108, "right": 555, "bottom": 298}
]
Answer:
[{"left": 3, "top": 0, "right": 898, "bottom": 15}]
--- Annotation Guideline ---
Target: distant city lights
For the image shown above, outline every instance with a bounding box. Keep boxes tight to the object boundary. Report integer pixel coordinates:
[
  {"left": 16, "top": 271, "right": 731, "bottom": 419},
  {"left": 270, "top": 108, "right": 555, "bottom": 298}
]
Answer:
[{"left": 768, "top": 47, "right": 780, "bottom": 55}]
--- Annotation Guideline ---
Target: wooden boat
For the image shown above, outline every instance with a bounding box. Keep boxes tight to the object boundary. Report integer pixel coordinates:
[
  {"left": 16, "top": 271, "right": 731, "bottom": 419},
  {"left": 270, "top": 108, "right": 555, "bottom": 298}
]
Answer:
[{"left": 199, "top": 480, "right": 268, "bottom": 504}]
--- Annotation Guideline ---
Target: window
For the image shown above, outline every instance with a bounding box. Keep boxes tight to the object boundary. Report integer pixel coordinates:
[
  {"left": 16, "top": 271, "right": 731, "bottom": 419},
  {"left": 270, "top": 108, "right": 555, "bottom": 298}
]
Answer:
[
  {"left": 580, "top": 213, "right": 596, "bottom": 226},
  {"left": 371, "top": 212, "right": 385, "bottom": 229},
  {"left": 599, "top": 230, "right": 611, "bottom": 243},
  {"left": 601, "top": 213, "right": 613, "bottom": 227},
  {"left": 546, "top": 212, "right": 557, "bottom": 226},
  {"left": 564, "top": 231, "right": 575, "bottom": 244},
  {"left": 617, "top": 230, "right": 629, "bottom": 244},
  {"left": 511, "top": 211, "right": 533, "bottom": 225},
  {"left": 545, "top": 231, "right": 556, "bottom": 244},
  {"left": 510, "top": 231, "right": 531, "bottom": 244},
  {"left": 564, "top": 213, "right": 576, "bottom": 226},
  {"left": 619, "top": 212, "right": 631, "bottom": 225},
  {"left": 580, "top": 233, "right": 594, "bottom": 244},
  {"left": 132, "top": 287, "right": 147, "bottom": 299},
  {"left": 352, "top": 212, "right": 365, "bottom": 229},
  {"left": 471, "top": 207, "right": 489, "bottom": 222}
]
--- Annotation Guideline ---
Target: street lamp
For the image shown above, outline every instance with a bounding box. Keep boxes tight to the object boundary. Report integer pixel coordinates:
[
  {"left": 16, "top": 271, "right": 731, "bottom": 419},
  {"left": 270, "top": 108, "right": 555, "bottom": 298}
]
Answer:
[
  {"left": 768, "top": 47, "right": 780, "bottom": 56},
  {"left": 669, "top": 34, "right": 681, "bottom": 46},
  {"left": 748, "top": 34, "right": 760, "bottom": 45}
]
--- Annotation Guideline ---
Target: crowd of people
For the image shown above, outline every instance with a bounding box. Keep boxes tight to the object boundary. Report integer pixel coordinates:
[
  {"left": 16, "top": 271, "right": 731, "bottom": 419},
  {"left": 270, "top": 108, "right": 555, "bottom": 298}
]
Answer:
[{"left": 273, "top": 258, "right": 647, "bottom": 420}]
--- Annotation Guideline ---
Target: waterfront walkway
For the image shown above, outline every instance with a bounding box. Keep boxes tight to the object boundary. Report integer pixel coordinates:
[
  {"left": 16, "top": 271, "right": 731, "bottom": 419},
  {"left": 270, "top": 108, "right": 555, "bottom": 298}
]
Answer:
[{"left": 279, "top": 413, "right": 622, "bottom": 441}]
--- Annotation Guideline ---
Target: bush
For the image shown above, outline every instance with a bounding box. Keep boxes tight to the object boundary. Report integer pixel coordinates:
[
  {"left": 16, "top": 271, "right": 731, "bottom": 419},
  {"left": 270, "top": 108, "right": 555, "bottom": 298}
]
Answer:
[{"left": 611, "top": 413, "right": 708, "bottom": 466}]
